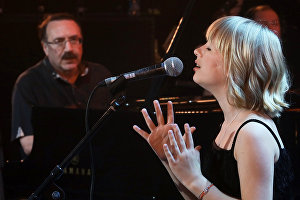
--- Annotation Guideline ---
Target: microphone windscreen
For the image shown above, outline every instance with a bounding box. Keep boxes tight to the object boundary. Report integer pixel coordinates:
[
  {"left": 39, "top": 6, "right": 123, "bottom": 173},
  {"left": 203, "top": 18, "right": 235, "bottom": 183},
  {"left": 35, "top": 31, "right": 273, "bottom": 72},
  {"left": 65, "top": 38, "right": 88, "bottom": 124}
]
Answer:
[{"left": 163, "top": 57, "right": 184, "bottom": 77}]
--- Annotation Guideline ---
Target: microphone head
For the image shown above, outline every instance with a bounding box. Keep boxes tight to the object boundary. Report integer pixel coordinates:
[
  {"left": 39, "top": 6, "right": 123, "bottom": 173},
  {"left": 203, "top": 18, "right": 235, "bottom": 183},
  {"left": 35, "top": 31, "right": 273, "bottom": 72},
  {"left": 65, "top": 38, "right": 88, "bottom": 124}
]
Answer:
[{"left": 163, "top": 57, "right": 184, "bottom": 77}]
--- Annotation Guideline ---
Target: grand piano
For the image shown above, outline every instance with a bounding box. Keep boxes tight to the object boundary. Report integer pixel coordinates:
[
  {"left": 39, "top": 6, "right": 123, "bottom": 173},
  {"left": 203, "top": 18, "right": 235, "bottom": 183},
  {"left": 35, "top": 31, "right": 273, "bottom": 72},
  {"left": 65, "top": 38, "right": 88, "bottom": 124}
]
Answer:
[
  {"left": 3, "top": 93, "right": 299, "bottom": 199},
  {"left": 3, "top": 97, "right": 222, "bottom": 200}
]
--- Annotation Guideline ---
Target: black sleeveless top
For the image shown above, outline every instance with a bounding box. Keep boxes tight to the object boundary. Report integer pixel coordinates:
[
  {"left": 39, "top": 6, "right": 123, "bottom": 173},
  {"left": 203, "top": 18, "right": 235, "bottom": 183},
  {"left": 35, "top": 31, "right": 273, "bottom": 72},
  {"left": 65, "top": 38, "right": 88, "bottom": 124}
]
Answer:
[{"left": 202, "top": 119, "right": 293, "bottom": 199}]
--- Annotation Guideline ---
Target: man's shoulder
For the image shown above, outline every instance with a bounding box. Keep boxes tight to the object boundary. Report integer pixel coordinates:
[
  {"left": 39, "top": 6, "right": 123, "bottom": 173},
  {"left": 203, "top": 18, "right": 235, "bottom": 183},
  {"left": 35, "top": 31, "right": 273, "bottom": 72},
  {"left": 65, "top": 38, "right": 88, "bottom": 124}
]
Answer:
[
  {"left": 85, "top": 61, "right": 107, "bottom": 69},
  {"left": 15, "top": 59, "right": 46, "bottom": 85},
  {"left": 85, "top": 61, "right": 111, "bottom": 76}
]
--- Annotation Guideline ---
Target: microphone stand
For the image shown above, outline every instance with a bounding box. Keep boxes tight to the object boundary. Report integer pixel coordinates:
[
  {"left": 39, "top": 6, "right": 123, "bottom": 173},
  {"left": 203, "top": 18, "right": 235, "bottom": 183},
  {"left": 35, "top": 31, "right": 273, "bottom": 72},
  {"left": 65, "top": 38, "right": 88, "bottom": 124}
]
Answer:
[{"left": 28, "top": 76, "right": 128, "bottom": 200}]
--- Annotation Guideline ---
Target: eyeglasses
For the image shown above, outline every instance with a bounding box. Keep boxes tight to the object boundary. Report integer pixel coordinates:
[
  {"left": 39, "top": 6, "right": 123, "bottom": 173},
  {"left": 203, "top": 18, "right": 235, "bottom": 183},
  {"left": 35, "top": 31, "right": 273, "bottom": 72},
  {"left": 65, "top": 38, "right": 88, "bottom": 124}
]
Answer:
[{"left": 45, "top": 37, "right": 82, "bottom": 49}]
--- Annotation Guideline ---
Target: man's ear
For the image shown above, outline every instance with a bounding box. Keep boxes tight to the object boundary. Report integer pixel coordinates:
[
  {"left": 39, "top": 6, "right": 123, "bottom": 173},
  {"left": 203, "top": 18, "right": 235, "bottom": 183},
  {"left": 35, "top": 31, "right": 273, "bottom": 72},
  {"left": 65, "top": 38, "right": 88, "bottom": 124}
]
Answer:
[{"left": 41, "top": 41, "right": 49, "bottom": 56}]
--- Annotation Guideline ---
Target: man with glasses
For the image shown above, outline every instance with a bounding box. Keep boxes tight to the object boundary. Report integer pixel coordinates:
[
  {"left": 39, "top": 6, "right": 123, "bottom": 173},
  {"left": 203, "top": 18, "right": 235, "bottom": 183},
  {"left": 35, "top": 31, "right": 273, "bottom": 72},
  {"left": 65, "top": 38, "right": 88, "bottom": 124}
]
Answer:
[
  {"left": 244, "top": 5, "right": 281, "bottom": 38},
  {"left": 11, "top": 13, "right": 112, "bottom": 156}
]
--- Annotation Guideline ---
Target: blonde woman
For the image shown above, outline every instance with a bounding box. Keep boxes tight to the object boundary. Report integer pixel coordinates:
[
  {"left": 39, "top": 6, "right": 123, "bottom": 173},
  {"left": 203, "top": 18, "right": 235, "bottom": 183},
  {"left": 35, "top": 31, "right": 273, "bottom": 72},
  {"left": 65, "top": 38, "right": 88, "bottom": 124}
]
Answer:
[{"left": 133, "top": 16, "right": 293, "bottom": 200}]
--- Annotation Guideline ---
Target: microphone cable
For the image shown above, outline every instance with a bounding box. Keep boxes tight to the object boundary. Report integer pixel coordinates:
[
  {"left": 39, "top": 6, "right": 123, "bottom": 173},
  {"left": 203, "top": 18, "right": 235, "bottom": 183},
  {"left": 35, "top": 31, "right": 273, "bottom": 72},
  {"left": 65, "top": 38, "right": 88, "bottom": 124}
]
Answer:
[{"left": 84, "top": 81, "right": 105, "bottom": 200}]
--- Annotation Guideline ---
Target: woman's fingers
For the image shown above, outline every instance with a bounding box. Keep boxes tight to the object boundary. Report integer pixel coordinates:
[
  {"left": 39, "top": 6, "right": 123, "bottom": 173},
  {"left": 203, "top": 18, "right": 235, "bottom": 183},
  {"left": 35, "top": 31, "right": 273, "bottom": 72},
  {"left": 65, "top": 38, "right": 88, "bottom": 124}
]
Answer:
[
  {"left": 195, "top": 145, "right": 202, "bottom": 152},
  {"left": 153, "top": 100, "right": 165, "bottom": 125},
  {"left": 141, "top": 108, "right": 156, "bottom": 132},
  {"left": 173, "top": 124, "right": 186, "bottom": 152},
  {"left": 168, "top": 130, "right": 181, "bottom": 156},
  {"left": 133, "top": 125, "right": 149, "bottom": 140},
  {"left": 167, "top": 101, "right": 174, "bottom": 124},
  {"left": 184, "top": 123, "right": 194, "bottom": 149},
  {"left": 163, "top": 144, "right": 175, "bottom": 163},
  {"left": 190, "top": 126, "right": 196, "bottom": 133}
]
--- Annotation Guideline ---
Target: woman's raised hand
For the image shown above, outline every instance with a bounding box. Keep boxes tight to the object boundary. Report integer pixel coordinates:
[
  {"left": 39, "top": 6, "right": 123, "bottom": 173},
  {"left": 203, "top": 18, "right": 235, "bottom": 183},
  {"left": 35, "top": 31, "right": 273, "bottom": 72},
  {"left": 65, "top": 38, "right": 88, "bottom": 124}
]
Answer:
[
  {"left": 163, "top": 123, "right": 202, "bottom": 187},
  {"left": 133, "top": 100, "right": 177, "bottom": 160}
]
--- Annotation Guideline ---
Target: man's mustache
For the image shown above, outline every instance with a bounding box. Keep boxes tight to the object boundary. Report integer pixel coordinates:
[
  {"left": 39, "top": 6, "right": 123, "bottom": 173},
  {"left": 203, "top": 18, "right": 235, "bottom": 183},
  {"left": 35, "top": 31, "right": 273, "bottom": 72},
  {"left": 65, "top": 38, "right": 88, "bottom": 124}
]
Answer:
[{"left": 62, "top": 52, "right": 77, "bottom": 59}]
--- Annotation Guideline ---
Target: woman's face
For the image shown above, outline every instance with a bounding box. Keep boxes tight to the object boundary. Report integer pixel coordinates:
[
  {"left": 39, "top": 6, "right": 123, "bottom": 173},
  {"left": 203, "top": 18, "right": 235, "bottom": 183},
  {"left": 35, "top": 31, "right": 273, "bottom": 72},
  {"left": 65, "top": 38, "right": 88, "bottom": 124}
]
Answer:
[{"left": 193, "top": 41, "right": 226, "bottom": 91}]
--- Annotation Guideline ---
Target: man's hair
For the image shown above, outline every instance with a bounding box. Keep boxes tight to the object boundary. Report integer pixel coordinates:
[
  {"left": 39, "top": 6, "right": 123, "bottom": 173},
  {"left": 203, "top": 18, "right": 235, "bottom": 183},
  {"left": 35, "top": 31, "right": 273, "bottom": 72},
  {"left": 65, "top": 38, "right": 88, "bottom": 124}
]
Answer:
[
  {"left": 244, "top": 5, "right": 275, "bottom": 20},
  {"left": 38, "top": 13, "right": 81, "bottom": 42},
  {"left": 206, "top": 16, "right": 290, "bottom": 117}
]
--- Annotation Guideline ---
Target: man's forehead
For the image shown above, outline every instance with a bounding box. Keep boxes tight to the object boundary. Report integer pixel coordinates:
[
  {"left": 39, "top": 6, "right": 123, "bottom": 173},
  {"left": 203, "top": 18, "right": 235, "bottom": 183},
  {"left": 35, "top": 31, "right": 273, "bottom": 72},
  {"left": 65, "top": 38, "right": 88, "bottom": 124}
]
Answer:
[
  {"left": 46, "top": 20, "right": 82, "bottom": 38},
  {"left": 255, "top": 10, "right": 279, "bottom": 20}
]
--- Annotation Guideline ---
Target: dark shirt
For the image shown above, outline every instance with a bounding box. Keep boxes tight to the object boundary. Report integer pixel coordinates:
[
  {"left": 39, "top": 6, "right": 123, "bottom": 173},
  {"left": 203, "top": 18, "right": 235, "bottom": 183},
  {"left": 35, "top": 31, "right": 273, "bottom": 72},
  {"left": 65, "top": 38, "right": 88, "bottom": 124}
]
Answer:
[
  {"left": 203, "top": 119, "right": 293, "bottom": 199},
  {"left": 11, "top": 57, "right": 112, "bottom": 140}
]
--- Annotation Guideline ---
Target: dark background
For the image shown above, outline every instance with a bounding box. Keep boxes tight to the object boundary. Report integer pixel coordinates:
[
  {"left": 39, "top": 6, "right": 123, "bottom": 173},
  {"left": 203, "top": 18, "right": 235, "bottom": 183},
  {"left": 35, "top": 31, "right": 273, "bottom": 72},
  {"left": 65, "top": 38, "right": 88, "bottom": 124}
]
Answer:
[{"left": 0, "top": 0, "right": 299, "bottom": 199}]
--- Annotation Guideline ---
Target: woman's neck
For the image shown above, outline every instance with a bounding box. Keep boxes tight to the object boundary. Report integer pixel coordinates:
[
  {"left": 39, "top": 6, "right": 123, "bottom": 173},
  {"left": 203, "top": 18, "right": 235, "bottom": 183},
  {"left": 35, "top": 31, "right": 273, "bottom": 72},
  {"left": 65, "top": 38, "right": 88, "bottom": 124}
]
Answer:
[{"left": 212, "top": 90, "right": 243, "bottom": 122}]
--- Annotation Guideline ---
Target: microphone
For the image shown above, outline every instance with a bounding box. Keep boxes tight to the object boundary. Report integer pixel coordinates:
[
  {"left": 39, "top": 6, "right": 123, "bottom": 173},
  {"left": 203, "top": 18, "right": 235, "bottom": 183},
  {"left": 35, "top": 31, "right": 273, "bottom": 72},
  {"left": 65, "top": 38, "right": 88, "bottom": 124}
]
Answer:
[{"left": 99, "top": 57, "right": 183, "bottom": 87}]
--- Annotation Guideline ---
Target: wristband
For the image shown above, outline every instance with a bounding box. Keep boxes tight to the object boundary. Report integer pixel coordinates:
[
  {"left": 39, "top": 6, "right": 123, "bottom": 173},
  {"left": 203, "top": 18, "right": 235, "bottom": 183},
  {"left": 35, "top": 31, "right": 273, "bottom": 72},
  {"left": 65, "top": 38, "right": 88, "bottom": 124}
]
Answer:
[{"left": 199, "top": 183, "right": 214, "bottom": 200}]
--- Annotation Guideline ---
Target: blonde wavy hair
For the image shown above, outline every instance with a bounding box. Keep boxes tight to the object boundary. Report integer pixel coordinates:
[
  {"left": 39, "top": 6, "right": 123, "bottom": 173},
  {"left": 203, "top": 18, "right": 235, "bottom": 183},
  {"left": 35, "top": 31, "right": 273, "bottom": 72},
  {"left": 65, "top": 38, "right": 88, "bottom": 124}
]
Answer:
[{"left": 206, "top": 16, "right": 290, "bottom": 117}]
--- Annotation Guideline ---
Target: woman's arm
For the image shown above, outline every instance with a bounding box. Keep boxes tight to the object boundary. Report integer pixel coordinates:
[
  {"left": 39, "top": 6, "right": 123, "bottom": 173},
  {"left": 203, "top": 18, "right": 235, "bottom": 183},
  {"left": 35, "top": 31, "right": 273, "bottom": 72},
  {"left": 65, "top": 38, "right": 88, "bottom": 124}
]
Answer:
[
  {"left": 234, "top": 121, "right": 276, "bottom": 200},
  {"left": 164, "top": 119, "right": 277, "bottom": 200}
]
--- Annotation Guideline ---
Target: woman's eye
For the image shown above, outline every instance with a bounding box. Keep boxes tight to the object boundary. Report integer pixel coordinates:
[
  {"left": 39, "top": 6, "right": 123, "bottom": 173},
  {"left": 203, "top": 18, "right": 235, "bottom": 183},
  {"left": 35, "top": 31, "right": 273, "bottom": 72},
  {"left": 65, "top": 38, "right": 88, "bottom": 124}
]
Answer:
[{"left": 206, "top": 47, "right": 211, "bottom": 51}]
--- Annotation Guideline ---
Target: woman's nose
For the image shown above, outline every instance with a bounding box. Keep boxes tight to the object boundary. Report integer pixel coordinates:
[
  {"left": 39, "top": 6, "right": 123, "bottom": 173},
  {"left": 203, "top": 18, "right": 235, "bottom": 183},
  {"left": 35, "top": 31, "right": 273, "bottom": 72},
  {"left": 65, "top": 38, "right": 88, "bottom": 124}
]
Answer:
[
  {"left": 194, "top": 48, "right": 198, "bottom": 56},
  {"left": 194, "top": 47, "right": 201, "bottom": 57}
]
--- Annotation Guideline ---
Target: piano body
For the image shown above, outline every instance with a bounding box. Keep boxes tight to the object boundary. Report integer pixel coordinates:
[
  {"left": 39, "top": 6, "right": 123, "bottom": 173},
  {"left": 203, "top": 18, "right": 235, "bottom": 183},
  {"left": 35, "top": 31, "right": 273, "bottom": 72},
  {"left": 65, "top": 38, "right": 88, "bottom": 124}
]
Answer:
[
  {"left": 3, "top": 98, "right": 224, "bottom": 200},
  {"left": 3, "top": 95, "right": 299, "bottom": 199}
]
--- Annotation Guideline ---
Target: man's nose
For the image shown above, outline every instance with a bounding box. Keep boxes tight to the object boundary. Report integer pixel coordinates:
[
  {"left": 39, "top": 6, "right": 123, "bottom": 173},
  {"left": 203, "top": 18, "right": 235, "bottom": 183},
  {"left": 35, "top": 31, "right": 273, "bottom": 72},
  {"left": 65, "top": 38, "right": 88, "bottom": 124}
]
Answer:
[{"left": 64, "top": 40, "right": 74, "bottom": 51}]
